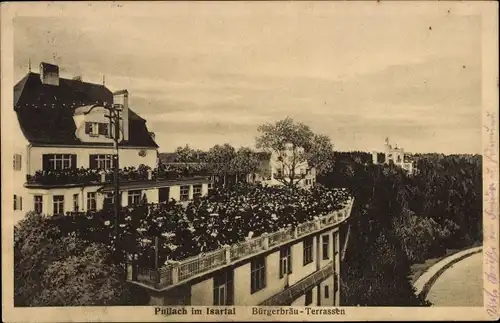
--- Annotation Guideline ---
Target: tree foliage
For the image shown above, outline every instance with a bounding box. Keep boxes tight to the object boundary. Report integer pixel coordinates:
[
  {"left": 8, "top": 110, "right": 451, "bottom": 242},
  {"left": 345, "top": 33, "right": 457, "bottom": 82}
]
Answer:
[
  {"left": 256, "top": 117, "right": 335, "bottom": 187},
  {"left": 14, "top": 212, "right": 142, "bottom": 306},
  {"left": 319, "top": 151, "right": 482, "bottom": 306}
]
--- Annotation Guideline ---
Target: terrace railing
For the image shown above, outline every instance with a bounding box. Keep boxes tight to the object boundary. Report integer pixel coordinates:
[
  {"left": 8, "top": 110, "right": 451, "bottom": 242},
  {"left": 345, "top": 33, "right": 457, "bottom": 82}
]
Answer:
[
  {"left": 25, "top": 166, "right": 210, "bottom": 186},
  {"left": 127, "top": 197, "right": 354, "bottom": 291}
]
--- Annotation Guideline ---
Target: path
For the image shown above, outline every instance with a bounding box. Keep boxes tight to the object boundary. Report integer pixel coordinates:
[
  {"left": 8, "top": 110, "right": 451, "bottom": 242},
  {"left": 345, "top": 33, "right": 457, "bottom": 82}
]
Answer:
[{"left": 426, "top": 252, "right": 483, "bottom": 307}]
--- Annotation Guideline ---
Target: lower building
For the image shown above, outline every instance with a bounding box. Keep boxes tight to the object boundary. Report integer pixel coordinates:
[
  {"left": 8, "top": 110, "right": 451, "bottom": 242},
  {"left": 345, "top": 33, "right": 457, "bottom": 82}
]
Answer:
[
  {"left": 22, "top": 174, "right": 210, "bottom": 216},
  {"left": 126, "top": 198, "right": 354, "bottom": 306}
]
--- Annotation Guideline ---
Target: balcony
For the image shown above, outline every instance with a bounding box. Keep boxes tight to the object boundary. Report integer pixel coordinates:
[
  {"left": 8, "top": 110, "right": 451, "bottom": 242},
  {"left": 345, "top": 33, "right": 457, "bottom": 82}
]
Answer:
[
  {"left": 25, "top": 165, "right": 210, "bottom": 188},
  {"left": 127, "top": 197, "right": 354, "bottom": 291}
]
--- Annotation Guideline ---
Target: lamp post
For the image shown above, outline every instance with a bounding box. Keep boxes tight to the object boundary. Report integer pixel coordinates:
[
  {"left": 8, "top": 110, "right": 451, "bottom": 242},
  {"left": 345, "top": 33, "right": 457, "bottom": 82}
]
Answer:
[
  {"left": 106, "top": 104, "right": 122, "bottom": 258},
  {"left": 85, "top": 103, "right": 123, "bottom": 257}
]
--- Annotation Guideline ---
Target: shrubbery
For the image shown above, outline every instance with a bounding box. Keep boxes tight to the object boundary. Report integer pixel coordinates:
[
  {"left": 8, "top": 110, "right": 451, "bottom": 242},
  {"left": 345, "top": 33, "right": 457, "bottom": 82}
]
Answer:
[{"left": 320, "top": 152, "right": 482, "bottom": 306}]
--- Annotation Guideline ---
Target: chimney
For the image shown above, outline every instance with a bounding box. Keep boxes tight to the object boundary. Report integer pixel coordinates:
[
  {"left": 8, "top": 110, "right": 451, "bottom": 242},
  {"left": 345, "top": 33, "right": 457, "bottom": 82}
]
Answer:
[
  {"left": 113, "top": 89, "right": 129, "bottom": 142},
  {"left": 39, "top": 62, "right": 59, "bottom": 86}
]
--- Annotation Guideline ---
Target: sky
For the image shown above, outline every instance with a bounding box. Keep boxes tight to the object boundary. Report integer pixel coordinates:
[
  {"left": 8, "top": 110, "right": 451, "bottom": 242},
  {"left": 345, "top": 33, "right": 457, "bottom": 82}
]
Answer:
[{"left": 13, "top": 3, "right": 482, "bottom": 154}]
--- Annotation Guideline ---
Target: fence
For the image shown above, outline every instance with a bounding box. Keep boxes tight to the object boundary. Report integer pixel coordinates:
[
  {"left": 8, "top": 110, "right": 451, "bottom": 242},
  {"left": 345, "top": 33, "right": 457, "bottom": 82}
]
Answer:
[{"left": 128, "top": 198, "right": 354, "bottom": 290}]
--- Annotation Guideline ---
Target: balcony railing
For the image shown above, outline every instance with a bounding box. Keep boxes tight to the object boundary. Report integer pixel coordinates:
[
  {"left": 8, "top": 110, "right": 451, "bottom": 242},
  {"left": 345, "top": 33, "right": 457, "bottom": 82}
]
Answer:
[
  {"left": 127, "top": 197, "right": 354, "bottom": 290},
  {"left": 25, "top": 165, "right": 209, "bottom": 186}
]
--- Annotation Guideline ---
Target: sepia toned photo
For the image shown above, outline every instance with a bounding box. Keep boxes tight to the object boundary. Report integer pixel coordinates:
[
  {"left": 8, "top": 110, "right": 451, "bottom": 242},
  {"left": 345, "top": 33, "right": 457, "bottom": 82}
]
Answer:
[{"left": 1, "top": 1, "right": 498, "bottom": 322}]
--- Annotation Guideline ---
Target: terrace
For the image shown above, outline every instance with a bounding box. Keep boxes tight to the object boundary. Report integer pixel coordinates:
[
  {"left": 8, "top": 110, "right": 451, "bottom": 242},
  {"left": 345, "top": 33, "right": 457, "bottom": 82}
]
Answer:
[{"left": 126, "top": 197, "right": 354, "bottom": 291}]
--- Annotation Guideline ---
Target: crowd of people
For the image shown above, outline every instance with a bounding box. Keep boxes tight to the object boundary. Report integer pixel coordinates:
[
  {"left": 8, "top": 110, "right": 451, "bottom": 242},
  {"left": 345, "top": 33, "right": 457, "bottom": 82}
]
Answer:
[{"left": 49, "top": 183, "right": 351, "bottom": 267}]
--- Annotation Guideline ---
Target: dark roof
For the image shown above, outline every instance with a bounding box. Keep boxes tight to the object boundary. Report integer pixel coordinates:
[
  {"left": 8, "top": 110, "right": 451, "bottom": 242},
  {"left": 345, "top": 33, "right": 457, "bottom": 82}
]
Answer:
[{"left": 14, "top": 72, "right": 158, "bottom": 148}]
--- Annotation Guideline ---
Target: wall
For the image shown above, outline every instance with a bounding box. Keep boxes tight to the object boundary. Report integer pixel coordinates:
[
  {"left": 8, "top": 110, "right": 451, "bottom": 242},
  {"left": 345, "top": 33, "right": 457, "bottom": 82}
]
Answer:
[
  {"left": 22, "top": 182, "right": 210, "bottom": 216},
  {"left": 29, "top": 146, "right": 158, "bottom": 173},
  {"left": 290, "top": 286, "right": 318, "bottom": 306},
  {"left": 233, "top": 249, "right": 287, "bottom": 305},
  {"left": 319, "top": 275, "right": 335, "bottom": 306},
  {"left": 25, "top": 185, "right": 102, "bottom": 215},
  {"left": 288, "top": 238, "right": 317, "bottom": 286},
  {"left": 191, "top": 278, "right": 213, "bottom": 305}
]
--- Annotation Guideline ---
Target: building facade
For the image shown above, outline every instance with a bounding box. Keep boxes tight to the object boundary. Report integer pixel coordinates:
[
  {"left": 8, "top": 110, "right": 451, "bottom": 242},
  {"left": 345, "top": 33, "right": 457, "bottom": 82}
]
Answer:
[
  {"left": 12, "top": 62, "right": 209, "bottom": 221},
  {"left": 372, "top": 138, "right": 416, "bottom": 174},
  {"left": 127, "top": 198, "right": 353, "bottom": 306},
  {"left": 250, "top": 148, "right": 316, "bottom": 188}
]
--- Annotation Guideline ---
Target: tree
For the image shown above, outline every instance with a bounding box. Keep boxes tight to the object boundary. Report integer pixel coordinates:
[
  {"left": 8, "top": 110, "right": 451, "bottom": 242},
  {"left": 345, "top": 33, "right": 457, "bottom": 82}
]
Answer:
[
  {"left": 256, "top": 117, "right": 335, "bottom": 187},
  {"left": 230, "top": 147, "right": 260, "bottom": 183},
  {"left": 174, "top": 144, "right": 205, "bottom": 163},
  {"left": 14, "top": 212, "right": 141, "bottom": 306},
  {"left": 206, "top": 144, "right": 237, "bottom": 187}
]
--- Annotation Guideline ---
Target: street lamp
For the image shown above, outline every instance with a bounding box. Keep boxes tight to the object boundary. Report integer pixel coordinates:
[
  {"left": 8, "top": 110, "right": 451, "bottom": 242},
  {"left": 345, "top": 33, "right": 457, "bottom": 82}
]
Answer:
[{"left": 85, "top": 103, "right": 123, "bottom": 255}]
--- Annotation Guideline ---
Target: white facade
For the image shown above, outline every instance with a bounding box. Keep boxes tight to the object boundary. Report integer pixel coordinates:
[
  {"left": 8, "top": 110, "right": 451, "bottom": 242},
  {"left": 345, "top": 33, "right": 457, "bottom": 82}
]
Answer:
[
  {"left": 251, "top": 149, "right": 316, "bottom": 188},
  {"left": 372, "top": 138, "right": 416, "bottom": 174}
]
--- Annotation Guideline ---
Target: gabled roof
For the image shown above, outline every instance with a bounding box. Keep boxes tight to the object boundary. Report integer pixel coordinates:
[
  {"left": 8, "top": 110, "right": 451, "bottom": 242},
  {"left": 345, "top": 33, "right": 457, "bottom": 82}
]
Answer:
[{"left": 13, "top": 72, "right": 158, "bottom": 148}]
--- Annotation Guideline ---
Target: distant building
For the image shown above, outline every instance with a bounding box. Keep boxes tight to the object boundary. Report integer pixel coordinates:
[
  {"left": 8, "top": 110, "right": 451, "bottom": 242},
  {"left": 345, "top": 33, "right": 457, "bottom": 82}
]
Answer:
[
  {"left": 249, "top": 148, "right": 316, "bottom": 188},
  {"left": 11, "top": 62, "right": 209, "bottom": 221},
  {"left": 159, "top": 145, "right": 317, "bottom": 189},
  {"left": 372, "top": 138, "right": 416, "bottom": 174}
]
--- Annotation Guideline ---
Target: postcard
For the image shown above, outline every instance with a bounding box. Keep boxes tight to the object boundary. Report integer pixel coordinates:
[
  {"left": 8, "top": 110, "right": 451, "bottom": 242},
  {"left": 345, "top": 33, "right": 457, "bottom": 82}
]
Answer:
[{"left": 1, "top": 1, "right": 498, "bottom": 322}]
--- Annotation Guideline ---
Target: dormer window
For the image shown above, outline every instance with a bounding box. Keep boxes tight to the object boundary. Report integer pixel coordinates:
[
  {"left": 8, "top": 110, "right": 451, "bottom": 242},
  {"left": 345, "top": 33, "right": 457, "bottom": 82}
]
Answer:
[{"left": 85, "top": 122, "right": 109, "bottom": 137}]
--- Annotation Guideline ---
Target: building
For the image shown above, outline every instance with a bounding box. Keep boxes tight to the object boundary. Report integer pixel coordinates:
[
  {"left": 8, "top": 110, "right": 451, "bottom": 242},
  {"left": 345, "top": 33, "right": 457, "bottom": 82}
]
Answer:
[
  {"left": 11, "top": 62, "right": 209, "bottom": 221},
  {"left": 250, "top": 148, "right": 316, "bottom": 188},
  {"left": 372, "top": 138, "right": 416, "bottom": 174},
  {"left": 159, "top": 146, "right": 317, "bottom": 189},
  {"left": 126, "top": 197, "right": 354, "bottom": 306}
]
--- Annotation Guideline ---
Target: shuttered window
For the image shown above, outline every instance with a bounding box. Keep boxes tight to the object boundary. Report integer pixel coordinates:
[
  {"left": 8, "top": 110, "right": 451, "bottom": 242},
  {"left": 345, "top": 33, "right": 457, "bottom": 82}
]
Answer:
[
  {"left": 13, "top": 195, "right": 23, "bottom": 211},
  {"left": 13, "top": 154, "right": 22, "bottom": 171}
]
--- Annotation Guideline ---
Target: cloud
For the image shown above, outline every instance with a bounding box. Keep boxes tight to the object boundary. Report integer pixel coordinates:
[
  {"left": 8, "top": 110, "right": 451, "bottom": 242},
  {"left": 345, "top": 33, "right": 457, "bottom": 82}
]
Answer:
[{"left": 13, "top": 12, "right": 482, "bottom": 154}]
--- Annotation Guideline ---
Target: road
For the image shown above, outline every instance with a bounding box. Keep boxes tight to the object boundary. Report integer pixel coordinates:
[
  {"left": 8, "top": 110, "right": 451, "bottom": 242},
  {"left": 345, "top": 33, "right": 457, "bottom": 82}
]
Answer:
[{"left": 426, "top": 252, "right": 483, "bottom": 307}]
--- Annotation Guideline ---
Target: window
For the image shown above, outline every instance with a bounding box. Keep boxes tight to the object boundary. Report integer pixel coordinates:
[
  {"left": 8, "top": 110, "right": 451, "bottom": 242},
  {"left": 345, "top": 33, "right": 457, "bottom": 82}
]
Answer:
[
  {"left": 303, "top": 236, "right": 314, "bottom": 266},
  {"left": 279, "top": 246, "right": 292, "bottom": 278},
  {"left": 53, "top": 195, "right": 64, "bottom": 215},
  {"left": 128, "top": 190, "right": 142, "bottom": 206},
  {"left": 43, "top": 154, "right": 76, "bottom": 170},
  {"left": 322, "top": 235, "right": 330, "bottom": 260},
  {"left": 85, "top": 122, "right": 109, "bottom": 137},
  {"left": 98, "top": 123, "right": 109, "bottom": 136},
  {"left": 87, "top": 192, "right": 97, "bottom": 211},
  {"left": 275, "top": 168, "right": 283, "bottom": 178},
  {"left": 250, "top": 256, "right": 266, "bottom": 294},
  {"left": 305, "top": 289, "right": 313, "bottom": 306},
  {"left": 213, "top": 269, "right": 234, "bottom": 305},
  {"left": 73, "top": 194, "right": 79, "bottom": 212},
  {"left": 193, "top": 184, "right": 202, "bottom": 198},
  {"left": 34, "top": 195, "right": 43, "bottom": 214},
  {"left": 13, "top": 154, "right": 22, "bottom": 171},
  {"left": 89, "top": 154, "right": 114, "bottom": 170},
  {"left": 325, "top": 285, "right": 330, "bottom": 298},
  {"left": 13, "top": 195, "right": 23, "bottom": 211},
  {"left": 180, "top": 185, "right": 190, "bottom": 201}
]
